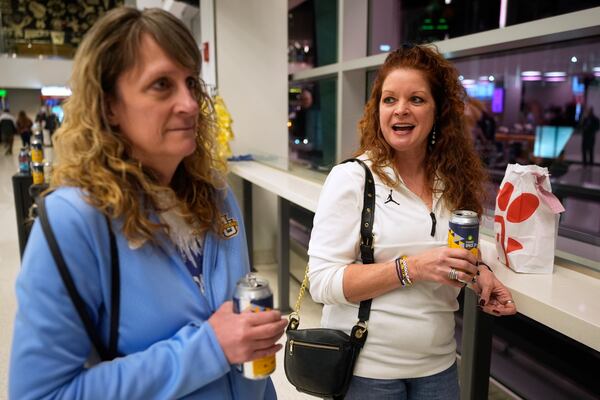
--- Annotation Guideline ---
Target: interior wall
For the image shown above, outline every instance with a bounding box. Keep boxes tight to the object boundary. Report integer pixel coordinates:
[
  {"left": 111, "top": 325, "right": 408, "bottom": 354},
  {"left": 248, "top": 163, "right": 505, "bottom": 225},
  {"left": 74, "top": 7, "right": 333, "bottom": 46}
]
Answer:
[
  {"left": 523, "top": 81, "right": 574, "bottom": 113},
  {"left": 215, "top": 0, "right": 287, "bottom": 262},
  {"left": 0, "top": 58, "right": 72, "bottom": 89},
  {"left": 2, "top": 89, "right": 41, "bottom": 122},
  {"left": 215, "top": 0, "right": 288, "bottom": 170}
]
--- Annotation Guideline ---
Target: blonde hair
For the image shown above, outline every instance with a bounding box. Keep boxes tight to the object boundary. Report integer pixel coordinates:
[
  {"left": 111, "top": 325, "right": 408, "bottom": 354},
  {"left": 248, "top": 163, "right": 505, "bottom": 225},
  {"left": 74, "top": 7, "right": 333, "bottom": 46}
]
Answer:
[
  {"left": 357, "top": 45, "right": 487, "bottom": 215},
  {"left": 52, "top": 7, "right": 224, "bottom": 244}
]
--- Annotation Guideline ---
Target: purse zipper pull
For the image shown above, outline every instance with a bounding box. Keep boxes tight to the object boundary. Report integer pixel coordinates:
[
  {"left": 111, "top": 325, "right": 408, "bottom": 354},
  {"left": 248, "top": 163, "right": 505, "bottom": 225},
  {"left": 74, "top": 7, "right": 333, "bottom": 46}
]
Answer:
[{"left": 289, "top": 340, "right": 294, "bottom": 356}]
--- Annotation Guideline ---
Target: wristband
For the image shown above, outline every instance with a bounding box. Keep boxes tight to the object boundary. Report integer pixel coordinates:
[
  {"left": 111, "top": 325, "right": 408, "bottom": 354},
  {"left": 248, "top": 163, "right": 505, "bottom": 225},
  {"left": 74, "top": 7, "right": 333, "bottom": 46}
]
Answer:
[{"left": 400, "top": 256, "right": 412, "bottom": 286}]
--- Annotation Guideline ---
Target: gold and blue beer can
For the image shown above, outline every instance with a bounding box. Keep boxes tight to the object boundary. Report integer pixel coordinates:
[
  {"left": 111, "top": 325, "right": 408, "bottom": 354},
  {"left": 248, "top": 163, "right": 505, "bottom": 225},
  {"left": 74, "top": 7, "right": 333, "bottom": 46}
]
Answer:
[
  {"left": 32, "top": 162, "right": 45, "bottom": 185},
  {"left": 233, "top": 273, "right": 276, "bottom": 380},
  {"left": 448, "top": 210, "right": 479, "bottom": 257},
  {"left": 31, "top": 139, "right": 44, "bottom": 163}
]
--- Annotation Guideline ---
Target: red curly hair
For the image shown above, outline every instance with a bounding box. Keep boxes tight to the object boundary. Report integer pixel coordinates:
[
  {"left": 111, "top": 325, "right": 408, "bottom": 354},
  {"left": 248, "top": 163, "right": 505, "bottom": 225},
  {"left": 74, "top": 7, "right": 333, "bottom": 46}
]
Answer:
[{"left": 356, "top": 44, "right": 487, "bottom": 215}]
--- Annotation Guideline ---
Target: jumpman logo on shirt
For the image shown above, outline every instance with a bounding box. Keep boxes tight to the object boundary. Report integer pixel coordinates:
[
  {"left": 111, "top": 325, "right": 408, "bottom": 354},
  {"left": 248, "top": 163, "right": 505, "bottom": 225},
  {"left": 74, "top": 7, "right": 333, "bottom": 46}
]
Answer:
[{"left": 385, "top": 189, "right": 400, "bottom": 205}]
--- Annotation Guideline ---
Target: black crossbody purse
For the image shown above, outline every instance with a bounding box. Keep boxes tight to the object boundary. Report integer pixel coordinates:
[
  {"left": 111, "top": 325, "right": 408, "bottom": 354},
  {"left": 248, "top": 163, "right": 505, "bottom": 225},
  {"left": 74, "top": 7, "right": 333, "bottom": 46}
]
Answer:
[
  {"left": 284, "top": 158, "right": 375, "bottom": 399},
  {"left": 36, "top": 195, "right": 122, "bottom": 362}
]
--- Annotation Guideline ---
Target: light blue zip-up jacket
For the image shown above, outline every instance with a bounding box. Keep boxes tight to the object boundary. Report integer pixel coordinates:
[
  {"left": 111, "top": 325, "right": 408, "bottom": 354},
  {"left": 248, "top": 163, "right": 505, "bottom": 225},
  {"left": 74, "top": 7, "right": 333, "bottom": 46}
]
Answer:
[{"left": 9, "top": 186, "right": 277, "bottom": 399}]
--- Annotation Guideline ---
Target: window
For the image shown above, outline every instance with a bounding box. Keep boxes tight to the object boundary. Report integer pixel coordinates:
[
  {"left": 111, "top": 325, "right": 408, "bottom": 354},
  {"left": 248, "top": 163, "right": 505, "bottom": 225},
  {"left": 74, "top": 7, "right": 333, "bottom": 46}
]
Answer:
[
  {"left": 288, "top": 78, "right": 337, "bottom": 171},
  {"left": 453, "top": 37, "right": 600, "bottom": 253},
  {"left": 288, "top": 0, "right": 338, "bottom": 73}
]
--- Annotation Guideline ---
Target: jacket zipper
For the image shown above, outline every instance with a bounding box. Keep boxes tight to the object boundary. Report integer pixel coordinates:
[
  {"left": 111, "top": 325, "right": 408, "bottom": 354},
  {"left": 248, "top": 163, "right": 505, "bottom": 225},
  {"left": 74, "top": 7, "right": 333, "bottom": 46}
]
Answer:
[{"left": 288, "top": 340, "right": 340, "bottom": 356}]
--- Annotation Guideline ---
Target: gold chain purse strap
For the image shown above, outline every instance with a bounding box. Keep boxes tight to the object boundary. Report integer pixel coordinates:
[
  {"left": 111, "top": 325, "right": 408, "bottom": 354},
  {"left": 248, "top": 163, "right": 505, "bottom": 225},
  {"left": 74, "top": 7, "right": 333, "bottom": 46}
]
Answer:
[
  {"left": 286, "top": 158, "right": 375, "bottom": 340},
  {"left": 287, "top": 265, "right": 309, "bottom": 330}
]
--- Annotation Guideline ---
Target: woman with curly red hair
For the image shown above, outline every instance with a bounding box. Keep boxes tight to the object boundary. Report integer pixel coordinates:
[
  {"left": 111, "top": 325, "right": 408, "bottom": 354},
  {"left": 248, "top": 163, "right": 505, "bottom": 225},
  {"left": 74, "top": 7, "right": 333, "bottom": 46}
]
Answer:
[{"left": 308, "top": 44, "right": 516, "bottom": 399}]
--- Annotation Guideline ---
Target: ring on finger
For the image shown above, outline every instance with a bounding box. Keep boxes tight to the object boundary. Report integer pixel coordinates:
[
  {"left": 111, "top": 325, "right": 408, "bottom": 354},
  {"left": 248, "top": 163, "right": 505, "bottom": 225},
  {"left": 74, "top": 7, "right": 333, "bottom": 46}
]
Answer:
[
  {"left": 448, "top": 267, "right": 458, "bottom": 281},
  {"left": 505, "top": 299, "right": 514, "bottom": 304}
]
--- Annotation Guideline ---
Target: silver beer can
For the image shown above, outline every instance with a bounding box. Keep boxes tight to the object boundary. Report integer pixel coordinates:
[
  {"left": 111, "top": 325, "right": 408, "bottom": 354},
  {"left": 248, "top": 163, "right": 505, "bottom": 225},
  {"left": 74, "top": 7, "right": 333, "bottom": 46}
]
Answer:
[{"left": 233, "top": 273, "right": 275, "bottom": 379}]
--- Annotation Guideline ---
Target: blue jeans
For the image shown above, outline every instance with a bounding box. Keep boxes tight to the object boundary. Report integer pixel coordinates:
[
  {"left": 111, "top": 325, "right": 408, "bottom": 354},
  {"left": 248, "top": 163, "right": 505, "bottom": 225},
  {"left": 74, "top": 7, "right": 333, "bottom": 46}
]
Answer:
[{"left": 344, "top": 362, "right": 459, "bottom": 400}]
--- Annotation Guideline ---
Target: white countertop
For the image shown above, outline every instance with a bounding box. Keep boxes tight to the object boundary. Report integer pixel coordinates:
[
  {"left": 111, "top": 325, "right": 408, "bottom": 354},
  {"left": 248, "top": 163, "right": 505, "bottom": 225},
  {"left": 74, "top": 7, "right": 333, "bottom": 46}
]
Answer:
[
  {"left": 229, "top": 161, "right": 324, "bottom": 212},
  {"left": 229, "top": 160, "right": 600, "bottom": 352}
]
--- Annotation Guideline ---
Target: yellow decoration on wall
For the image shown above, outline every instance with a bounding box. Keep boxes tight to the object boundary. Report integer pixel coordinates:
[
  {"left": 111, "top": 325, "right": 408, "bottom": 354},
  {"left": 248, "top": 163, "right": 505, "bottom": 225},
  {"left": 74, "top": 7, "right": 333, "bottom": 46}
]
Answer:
[{"left": 213, "top": 95, "right": 234, "bottom": 163}]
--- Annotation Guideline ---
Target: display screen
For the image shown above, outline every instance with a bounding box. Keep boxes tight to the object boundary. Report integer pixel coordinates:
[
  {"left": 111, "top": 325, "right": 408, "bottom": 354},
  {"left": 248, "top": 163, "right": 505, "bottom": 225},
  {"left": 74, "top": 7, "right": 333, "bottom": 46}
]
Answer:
[
  {"left": 534, "top": 126, "right": 574, "bottom": 158},
  {"left": 491, "top": 88, "right": 504, "bottom": 113}
]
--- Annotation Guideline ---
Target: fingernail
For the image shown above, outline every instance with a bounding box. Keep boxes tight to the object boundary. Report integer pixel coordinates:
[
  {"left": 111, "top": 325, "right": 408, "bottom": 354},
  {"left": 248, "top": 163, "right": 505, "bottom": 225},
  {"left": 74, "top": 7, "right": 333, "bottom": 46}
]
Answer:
[{"left": 479, "top": 299, "right": 486, "bottom": 306}]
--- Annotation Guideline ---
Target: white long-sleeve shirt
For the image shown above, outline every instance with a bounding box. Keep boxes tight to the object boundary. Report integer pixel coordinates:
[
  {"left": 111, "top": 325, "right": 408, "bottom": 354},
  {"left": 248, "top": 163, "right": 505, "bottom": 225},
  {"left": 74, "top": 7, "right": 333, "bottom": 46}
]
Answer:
[{"left": 308, "top": 156, "right": 460, "bottom": 379}]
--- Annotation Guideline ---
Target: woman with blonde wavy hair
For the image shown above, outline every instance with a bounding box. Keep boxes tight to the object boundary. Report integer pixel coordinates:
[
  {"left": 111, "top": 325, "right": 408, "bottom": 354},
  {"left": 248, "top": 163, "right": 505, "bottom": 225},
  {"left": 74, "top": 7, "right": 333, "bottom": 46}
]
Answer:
[
  {"left": 10, "top": 7, "right": 286, "bottom": 399},
  {"left": 307, "top": 44, "right": 516, "bottom": 399}
]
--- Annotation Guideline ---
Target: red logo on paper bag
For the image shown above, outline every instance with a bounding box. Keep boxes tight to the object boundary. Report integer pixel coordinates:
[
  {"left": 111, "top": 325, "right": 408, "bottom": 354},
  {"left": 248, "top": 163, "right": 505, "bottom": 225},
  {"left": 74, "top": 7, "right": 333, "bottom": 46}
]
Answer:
[{"left": 495, "top": 182, "right": 540, "bottom": 268}]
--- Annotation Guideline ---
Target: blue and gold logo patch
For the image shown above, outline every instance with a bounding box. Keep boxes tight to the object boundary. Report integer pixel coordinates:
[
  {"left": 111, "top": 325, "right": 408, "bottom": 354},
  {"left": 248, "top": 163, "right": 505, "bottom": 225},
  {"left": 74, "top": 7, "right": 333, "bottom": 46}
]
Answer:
[{"left": 221, "top": 214, "right": 239, "bottom": 238}]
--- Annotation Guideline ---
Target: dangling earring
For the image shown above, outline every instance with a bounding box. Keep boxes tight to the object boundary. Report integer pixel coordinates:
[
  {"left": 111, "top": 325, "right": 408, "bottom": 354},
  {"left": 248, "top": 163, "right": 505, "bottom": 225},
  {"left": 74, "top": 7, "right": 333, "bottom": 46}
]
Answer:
[{"left": 430, "top": 125, "right": 437, "bottom": 148}]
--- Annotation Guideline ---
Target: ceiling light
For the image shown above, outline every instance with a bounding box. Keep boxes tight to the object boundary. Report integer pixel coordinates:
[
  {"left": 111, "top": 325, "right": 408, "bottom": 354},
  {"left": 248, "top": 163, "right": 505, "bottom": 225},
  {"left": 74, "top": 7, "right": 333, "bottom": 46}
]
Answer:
[
  {"left": 571, "top": 56, "right": 578, "bottom": 63},
  {"left": 522, "top": 76, "right": 542, "bottom": 81},
  {"left": 41, "top": 86, "right": 72, "bottom": 96},
  {"left": 521, "top": 71, "right": 541, "bottom": 76},
  {"left": 543, "top": 72, "right": 566, "bottom": 77}
]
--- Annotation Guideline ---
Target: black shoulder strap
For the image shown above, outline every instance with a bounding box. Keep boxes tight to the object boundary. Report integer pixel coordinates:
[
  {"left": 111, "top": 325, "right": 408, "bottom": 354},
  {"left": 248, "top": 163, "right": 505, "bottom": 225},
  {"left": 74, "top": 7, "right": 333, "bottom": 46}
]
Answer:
[
  {"left": 340, "top": 158, "right": 375, "bottom": 324},
  {"left": 36, "top": 195, "right": 121, "bottom": 361}
]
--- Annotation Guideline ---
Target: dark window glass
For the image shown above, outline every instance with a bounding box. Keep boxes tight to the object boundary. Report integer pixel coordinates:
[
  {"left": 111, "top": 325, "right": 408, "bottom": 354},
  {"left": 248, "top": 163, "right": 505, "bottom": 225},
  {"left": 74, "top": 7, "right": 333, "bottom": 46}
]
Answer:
[
  {"left": 367, "top": 0, "right": 599, "bottom": 56},
  {"left": 368, "top": 0, "right": 500, "bottom": 55},
  {"left": 288, "top": 78, "right": 337, "bottom": 170},
  {"left": 506, "top": 0, "right": 600, "bottom": 26},
  {"left": 289, "top": 0, "right": 338, "bottom": 72},
  {"left": 452, "top": 37, "right": 600, "bottom": 249}
]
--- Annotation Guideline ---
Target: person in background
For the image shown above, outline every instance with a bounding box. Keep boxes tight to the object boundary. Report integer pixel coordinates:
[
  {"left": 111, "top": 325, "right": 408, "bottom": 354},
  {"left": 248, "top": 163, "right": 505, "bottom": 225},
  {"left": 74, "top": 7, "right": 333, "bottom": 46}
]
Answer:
[
  {"left": 46, "top": 108, "right": 60, "bottom": 138},
  {"left": 0, "top": 108, "right": 17, "bottom": 155},
  {"left": 16, "top": 110, "right": 33, "bottom": 147},
  {"left": 34, "top": 105, "right": 47, "bottom": 132},
  {"left": 9, "top": 7, "right": 286, "bottom": 399},
  {"left": 581, "top": 106, "right": 599, "bottom": 167},
  {"left": 308, "top": 44, "right": 516, "bottom": 400},
  {"left": 465, "top": 98, "right": 497, "bottom": 166}
]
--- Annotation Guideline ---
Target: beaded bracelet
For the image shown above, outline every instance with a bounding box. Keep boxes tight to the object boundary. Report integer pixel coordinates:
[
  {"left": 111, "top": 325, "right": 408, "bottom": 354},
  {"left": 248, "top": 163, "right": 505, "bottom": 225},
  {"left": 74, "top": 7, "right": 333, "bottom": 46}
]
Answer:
[
  {"left": 394, "top": 256, "right": 413, "bottom": 287},
  {"left": 399, "top": 256, "right": 412, "bottom": 286}
]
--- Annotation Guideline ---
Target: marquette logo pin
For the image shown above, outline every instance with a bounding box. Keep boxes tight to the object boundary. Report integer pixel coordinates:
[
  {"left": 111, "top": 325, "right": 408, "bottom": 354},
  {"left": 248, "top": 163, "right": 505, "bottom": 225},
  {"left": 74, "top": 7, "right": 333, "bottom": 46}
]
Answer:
[{"left": 221, "top": 214, "right": 239, "bottom": 238}]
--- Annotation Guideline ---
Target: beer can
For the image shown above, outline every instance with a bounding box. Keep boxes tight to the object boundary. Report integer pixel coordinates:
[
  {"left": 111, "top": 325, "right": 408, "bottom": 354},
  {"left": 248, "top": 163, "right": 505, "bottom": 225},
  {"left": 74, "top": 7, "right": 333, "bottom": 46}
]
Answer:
[
  {"left": 32, "top": 162, "right": 45, "bottom": 185},
  {"left": 233, "top": 273, "right": 275, "bottom": 380},
  {"left": 18, "top": 147, "right": 30, "bottom": 174},
  {"left": 33, "top": 131, "right": 44, "bottom": 146},
  {"left": 448, "top": 210, "right": 479, "bottom": 257},
  {"left": 31, "top": 139, "right": 44, "bottom": 163}
]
